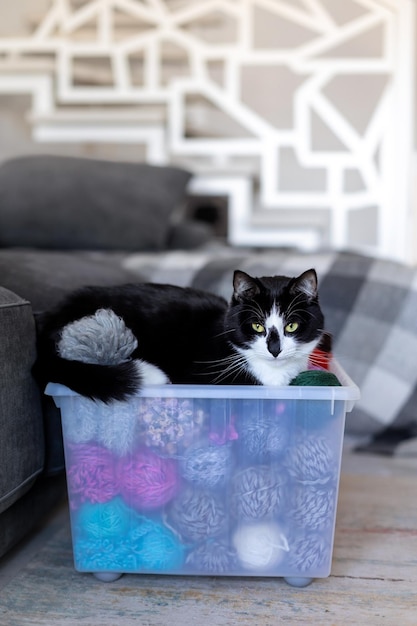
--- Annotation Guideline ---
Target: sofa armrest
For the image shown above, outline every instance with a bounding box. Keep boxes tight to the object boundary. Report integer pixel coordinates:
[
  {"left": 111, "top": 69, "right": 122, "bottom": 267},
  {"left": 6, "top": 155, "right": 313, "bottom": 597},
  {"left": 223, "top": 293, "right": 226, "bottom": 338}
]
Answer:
[{"left": 0, "top": 287, "right": 45, "bottom": 514}]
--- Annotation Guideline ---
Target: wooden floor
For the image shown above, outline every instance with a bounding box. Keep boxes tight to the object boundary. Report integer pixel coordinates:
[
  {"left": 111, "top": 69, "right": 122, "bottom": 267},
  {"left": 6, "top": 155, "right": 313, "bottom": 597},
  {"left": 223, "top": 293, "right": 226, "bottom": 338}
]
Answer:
[{"left": 0, "top": 446, "right": 416, "bottom": 625}]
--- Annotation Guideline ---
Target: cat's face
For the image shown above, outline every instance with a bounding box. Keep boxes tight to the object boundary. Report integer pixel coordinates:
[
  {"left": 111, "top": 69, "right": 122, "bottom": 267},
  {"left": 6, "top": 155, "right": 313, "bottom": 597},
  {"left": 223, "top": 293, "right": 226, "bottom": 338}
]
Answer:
[{"left": 225, "top": 269, "right": 324, "bottom": 385}]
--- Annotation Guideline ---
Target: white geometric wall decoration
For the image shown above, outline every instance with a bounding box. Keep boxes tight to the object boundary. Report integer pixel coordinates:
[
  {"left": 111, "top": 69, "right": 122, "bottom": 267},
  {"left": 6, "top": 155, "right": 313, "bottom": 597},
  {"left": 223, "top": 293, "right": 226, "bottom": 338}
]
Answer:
[{"left": 0, "top": 0, "right": 415, "bottom": 262}]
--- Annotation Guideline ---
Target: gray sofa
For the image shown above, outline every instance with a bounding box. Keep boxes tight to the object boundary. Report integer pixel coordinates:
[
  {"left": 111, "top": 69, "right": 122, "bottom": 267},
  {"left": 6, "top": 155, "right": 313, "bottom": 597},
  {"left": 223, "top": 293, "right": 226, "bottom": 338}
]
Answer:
[{"left": 1, "top": 154, "right": 416, "bottom": 559}]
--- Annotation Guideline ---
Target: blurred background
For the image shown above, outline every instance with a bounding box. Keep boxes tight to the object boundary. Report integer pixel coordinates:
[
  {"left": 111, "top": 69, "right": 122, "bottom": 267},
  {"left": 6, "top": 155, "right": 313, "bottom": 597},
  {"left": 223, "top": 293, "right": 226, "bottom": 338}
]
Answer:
[{"left": 0, "top": 0, "right": 415, "bottom": 262}]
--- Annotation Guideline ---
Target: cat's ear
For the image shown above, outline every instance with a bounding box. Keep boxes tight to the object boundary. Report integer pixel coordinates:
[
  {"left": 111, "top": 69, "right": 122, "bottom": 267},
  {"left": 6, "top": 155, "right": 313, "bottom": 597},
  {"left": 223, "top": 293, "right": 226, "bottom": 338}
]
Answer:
[
  {"left": 233, "top": 270, "right": 260, "bottom": 301},
  {"left": 292, "top": 269, "right": 318, "bottom": 301}
]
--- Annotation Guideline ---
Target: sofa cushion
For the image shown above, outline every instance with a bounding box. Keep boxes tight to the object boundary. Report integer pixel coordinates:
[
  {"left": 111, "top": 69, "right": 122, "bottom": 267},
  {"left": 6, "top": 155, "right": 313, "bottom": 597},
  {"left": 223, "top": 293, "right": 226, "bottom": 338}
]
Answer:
[
  {"left": 0, "top": 249, "right": 143, "bottom": 312},
  {"left": 0, "top": 287, "right": 45, "bottom": 514},
  {"left": 0, "top": 155, "right": 192, "bottom": 251}
]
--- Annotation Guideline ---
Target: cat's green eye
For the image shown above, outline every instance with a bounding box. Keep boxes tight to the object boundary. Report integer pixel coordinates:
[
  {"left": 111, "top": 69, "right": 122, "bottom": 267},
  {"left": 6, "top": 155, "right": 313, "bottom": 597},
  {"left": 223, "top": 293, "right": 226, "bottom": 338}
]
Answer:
[
  {"left": 252, "top": 322, "right": 265, "bottom": 333},
  {"left": 285, "top": 321, "right": 299, "bottom": 333}
]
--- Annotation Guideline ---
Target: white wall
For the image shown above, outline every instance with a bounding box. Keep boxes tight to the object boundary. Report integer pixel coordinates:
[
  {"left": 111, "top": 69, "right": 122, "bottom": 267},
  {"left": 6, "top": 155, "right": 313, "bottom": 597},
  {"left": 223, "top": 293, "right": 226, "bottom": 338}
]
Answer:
[
  {"left": 2, "top": 0, "right": 416, "bottom": 141},
  {"left": 0, "top": 1, "right": 415, "bottom": 261}
]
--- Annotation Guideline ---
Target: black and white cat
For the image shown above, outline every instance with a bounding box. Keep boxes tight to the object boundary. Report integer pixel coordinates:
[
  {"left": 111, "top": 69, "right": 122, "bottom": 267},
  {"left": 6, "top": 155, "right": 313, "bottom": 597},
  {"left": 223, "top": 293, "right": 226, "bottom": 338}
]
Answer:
[{"left": 34, "top": 269, "right": 325, "bottom": 402}]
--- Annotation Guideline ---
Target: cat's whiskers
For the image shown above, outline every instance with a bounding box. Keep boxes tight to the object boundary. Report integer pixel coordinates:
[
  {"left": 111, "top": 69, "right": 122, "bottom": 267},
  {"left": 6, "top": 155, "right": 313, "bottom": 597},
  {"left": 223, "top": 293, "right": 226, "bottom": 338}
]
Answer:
[
  {"left": 194, "top": 353, "right": 240, "bottom": 367},
  {"left": 285, "top": 291, "right": 303, "bottom": 311},
  {"left": 212, "top": 361, "right": 248, "bottom": 384},
  {"left": 308, "top": 336, "right": 331, "bottom": 368},
  {"left": 286, "top": 294, "right": 311, "bottom": 319},
  {"left": 308, "top": 355, "right": 324, "bottom": 368},
  {"left": 229, "top": 303, "right": 263, "bottom": 320},
  {"left": 286, "top": 304, "right": 317, "bottom": 322},
  {"left": 212, "top": 328, "right": 236, "bottom": 339},
  {"left": 194, "top": 352, "right": 249, "bottom": 383}
]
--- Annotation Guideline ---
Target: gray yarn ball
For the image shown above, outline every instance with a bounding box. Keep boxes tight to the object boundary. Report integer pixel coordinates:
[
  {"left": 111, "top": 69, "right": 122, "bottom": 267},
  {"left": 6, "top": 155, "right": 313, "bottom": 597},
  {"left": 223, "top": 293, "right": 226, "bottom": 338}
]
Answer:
[
  {"left": 186, "top": 539, "right": 238, "bottom": 573},
  {"left": 167, "top": 488, "right": 227, "bottom": 542},
  {"left": 284, "top": 436, "right": 334, "bottom": 484},
  {"left": 63, "top": 396, "right": 137, "bottom": 456},
  {"left": 231, "top": 465, "right": 286, "bottom": 520},
  {"left": 288, "top": 533, "right": 330, "bottom": 573},
  {"left": 58, "top": 308, "right": 137, "bottom": 365},
  {"left": 238, "top": 413, "right": 289, "bottom": 460},
  {"left": 288, "top": 484, "right": 336, "bottom": 530},
  {"left": 181, "top": 444, "right": 232, "bottom": 488}
]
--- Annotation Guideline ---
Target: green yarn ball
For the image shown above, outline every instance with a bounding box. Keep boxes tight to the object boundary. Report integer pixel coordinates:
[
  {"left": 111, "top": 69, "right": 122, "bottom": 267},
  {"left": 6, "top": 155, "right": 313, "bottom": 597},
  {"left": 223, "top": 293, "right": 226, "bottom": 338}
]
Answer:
[
  {"left": 290, "top": 370, "right": 341, "bottom": 387},
  {"left": 290, "top": 370, "right": 342, "bottom": 431}
]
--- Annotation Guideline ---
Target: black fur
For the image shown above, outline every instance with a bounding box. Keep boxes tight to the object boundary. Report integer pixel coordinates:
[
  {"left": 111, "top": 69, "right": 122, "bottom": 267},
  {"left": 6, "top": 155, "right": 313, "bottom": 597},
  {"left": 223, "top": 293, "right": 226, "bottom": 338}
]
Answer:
[{"left": 33, "top": 270, "right": 325, "bottom": 401}]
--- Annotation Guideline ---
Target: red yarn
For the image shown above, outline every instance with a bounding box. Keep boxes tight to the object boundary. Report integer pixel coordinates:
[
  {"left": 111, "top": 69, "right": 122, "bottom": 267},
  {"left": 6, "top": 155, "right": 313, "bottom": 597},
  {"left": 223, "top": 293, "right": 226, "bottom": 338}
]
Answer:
[
  {"left": 309, "top": 332, "right": 333, "bottom": 370},
  {"left": 309, "top": 347, "right": 331, "bottom": 370},
  {"left": 118, "top": 448, "right": 179, "bottom": 511}
]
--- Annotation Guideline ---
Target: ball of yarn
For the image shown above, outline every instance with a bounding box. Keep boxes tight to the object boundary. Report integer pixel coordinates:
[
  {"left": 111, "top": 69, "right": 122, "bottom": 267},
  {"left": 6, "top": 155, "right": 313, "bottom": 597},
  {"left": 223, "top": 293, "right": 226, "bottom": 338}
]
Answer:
[
  {"left": 167, "top": 488, "right": 227, "bottom": 542},
  {"left": 288, "top": 533, "right": 330, "bottom": 573},
  {"left": 137, "top": 397, "right": 205, "bottom": 455},
  {"left": 73, "top": 536, "right": 136, "bottom": 573},
  {"left": 290, "top": 370, "right": 341, "bottom": 387},
  {"left": 118, "top": 448, "right": 179, "bottom": 511},
  {"left": 181, "top": 444, "right": 232, "bottom": 488},
  {"left": 96, "top": 400, "right": 137, "bottom": 457},
  {"left": 266, "top": 421, "right": 290, "bottom": 457},
  {"left": 284, "top": 436, "right": 334, "bottom": 484},
  {"left": 237, "top": 410, "right": 289, "bottom": 460},
  {"left": 64, "top": 396, "right": 138, "bottom": 455},
  {"left": 231, "top": 465, "right": 286, "bottom": 520},
  {"left": 63, "top": 397, "right": 99, "bottom": 445},
  {"left": 66, "top": 443, "right": 118, "bottom": 509},
  {"left": 233, "top": 522, "right": 289, "bottom": 571},
  {"left": 289, "top": 372, "right": 342, "bottom": 430},
  {"left": 129, "top": 518, "right": 185, "bottom": 572},
  {"left": 75, "top": 497, "right": 131, "bottom": 540},
  {"left": 186, "top": 540, "right": 238, "bottom": 574},
  {"left": 288, "top": 485, "right": 336, "bottom": 530}
]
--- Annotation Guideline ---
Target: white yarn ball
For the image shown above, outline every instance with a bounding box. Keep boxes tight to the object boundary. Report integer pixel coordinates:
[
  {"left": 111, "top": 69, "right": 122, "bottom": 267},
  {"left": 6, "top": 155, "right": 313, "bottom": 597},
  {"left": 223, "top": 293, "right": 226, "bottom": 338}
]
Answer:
[{"left": 233, "top": 522, "right": 289, "bottom": 571}]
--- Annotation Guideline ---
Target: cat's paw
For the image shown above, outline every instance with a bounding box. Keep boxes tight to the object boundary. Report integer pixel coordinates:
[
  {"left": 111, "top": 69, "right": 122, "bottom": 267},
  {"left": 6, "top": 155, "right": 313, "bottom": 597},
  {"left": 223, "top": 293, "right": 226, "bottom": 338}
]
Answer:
[
  {"left": 135, "top": 360, "right": 170, "bottom": 386},
  {"left": 58, "top": 309, "right": 138, "bottom": 365}
]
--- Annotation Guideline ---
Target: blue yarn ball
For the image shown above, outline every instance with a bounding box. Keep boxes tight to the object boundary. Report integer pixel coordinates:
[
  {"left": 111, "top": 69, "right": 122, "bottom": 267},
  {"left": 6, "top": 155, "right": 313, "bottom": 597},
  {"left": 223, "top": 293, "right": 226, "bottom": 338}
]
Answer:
[
  {"left": 75, "top": 497, "right": 131, "bottom": 540},
  {"left": 237, "top": 405, "right": 290, "bottom": 460},
  {"left": 231, "top": 465, "right": 286, "bottom": 521},
  {"left": 73, "top": 536, "right": 137, "bottom": 572},
  {"left": 181, "top": 443, "right": 232, "bottom": 488},
  {"left": 167, "top": 488, "right": 227, "bottom": 542},
  {"left": 186, "top": 539, "right": 238, "bottom": 574},
  {"left": 284, "top": 436, "right": 334, "bottom": 484},
  {"left": 129, "top": 518, "right": 185, "bottom": 572},
  {"left": 288, "top": 484, "right": 336, "bottom": 530},
  {"left": 288, "top": 533, "right": 331, "bottom": 573}
]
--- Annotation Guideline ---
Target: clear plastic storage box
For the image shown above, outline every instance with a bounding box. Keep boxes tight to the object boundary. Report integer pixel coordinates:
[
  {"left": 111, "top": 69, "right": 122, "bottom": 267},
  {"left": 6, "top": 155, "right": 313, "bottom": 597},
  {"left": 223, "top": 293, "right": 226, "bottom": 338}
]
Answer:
[{"left": 47, "top": 361, "right": 359, "bottom": 587}]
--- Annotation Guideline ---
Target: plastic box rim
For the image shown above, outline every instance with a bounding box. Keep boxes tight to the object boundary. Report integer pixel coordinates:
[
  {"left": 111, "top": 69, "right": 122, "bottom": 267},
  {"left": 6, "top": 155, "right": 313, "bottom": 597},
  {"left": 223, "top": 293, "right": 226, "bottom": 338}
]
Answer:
[{"left": 45, "top": 359, "right": 360, "bottom": 410}]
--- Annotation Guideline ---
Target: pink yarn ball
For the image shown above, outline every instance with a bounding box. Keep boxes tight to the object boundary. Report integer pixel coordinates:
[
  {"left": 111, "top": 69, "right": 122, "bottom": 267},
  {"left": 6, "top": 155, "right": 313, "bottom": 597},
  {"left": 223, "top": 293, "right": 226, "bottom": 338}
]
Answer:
[
  {"left": 118, "top": 448, "right": 179, "bottom": 511},
  {"left": 66, "top": 443, "right": 119, "bottom": 510}
]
